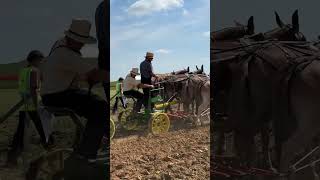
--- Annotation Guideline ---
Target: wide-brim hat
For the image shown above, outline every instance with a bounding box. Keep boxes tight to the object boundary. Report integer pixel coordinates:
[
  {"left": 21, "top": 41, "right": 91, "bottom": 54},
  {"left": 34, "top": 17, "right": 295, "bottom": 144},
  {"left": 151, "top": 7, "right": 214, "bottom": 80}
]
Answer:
[
  {"left": 64, "top": 19, "right": 97, "bottom": 44},
  {"left": 145, "top": 52, "right": 154, "bottom": 58},
  {"left": 130, "top": 68, "right": 140, "bottom": 75}
]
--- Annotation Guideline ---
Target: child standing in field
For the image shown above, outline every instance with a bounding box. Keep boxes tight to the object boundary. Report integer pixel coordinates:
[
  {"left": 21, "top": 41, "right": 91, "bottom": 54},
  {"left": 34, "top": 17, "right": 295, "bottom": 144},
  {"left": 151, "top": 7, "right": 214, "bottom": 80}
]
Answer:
[
  {"left": 112, "top": 77, "right": 126, "bottom": 114},
  {"left": 6, "top": 50, "right": 52, "bottom": 166}
]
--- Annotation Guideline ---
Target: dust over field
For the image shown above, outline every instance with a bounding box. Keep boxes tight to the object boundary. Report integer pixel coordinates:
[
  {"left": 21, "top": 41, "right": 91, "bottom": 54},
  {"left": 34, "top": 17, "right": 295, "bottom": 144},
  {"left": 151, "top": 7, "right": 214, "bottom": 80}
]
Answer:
[
  {"left": 0, "top": 87, "right": 107, "bottom": 180},
  {"left": 0, "top": 86, "right": 210, "bottom": 179},
  {"left": 110, "top": 86, "right": 210, "bottom": 179},
  {"left": 111, "top": 126, "right": 210, "bottom": 180}
]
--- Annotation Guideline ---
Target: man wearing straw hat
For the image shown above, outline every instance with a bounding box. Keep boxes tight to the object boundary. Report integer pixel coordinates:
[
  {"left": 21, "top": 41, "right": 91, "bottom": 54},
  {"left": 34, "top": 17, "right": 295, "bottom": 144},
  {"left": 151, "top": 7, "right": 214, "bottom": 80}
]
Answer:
[
  {"left": 140, "top": 52, "right": 158, "bottom": 110},
  {"left": 40, "top": 19, "right": 108, "bottom": 174},
  {"left": 123, "top": 68, "right": 154, "bottom": 113}
]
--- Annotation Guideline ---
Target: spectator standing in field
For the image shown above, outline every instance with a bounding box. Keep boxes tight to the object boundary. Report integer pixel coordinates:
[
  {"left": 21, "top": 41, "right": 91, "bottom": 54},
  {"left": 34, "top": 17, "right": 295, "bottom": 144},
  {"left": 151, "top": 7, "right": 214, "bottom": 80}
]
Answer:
[
  {"left": 6, "top": 50, "right": 51, "bottom": 166},
  {"left": 112, "top": 77, "right": 126, "bottom": 114}
]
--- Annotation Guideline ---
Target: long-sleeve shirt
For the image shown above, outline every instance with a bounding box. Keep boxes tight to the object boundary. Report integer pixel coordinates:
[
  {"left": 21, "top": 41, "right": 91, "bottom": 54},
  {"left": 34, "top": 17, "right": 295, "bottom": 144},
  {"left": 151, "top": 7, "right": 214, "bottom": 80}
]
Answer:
[
  {"left": 40, "top": 45, "right": 96, "bottom": 95},
  {"left": 123, "top": 74, "right": 139, "bottom": 92},
  {"left": 140, "top": 60, "right": 154, "bottom": 79}
]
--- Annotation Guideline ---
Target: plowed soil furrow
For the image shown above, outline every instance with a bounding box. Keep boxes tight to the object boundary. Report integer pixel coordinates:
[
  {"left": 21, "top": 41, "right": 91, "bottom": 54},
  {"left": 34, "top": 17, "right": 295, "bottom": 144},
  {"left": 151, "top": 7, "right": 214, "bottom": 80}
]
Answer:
[{"left": 111, "top": 126, "right": 210, "bottom": 180}]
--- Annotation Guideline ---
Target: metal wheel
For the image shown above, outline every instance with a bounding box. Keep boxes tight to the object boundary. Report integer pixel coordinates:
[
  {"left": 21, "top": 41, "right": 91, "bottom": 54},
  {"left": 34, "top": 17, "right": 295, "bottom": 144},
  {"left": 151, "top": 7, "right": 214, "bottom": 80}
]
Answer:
[
  {"left": 118, "top": 108, "right": 138, "bottom": 130},
  {"left": 110, "top": 118, "right": 115, "bottom": 139},
  {"left": 25, "top": 148, "right": 73, "bottom": 180},
  {"left": 149, "top": 112, "right": 170, "bottom": 135}
]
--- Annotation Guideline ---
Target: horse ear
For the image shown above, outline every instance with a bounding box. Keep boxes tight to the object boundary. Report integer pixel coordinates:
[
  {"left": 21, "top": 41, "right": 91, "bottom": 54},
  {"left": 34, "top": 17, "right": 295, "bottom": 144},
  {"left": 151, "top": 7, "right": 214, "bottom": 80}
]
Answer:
[
  {"left": 292, "top": 9, "right": 299, "bottom": 32},
  {"left": 196, "top": 65, "right": 198, "bottom": 70},
  {"left": 201, "top": 65, "right": 203, "bottom": 70},
  {"left": 275, "top": 11, "right": 284, "bottom": 28},
  {"left": 187, "top": 67, "right": 190, "bottom": 72},
  {"left": 247, "top": 16, "right": 255, "bottom": 34}
]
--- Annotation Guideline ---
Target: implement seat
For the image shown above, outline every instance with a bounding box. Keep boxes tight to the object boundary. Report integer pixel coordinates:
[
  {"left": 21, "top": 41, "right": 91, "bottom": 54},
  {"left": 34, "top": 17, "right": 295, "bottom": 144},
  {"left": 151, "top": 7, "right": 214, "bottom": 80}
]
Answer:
[
  {"left": 123, "top": 95, "right": 137, "bottom": 107},
  {"left": 42, "top": 106, "right": 85, "bottom": 148}
]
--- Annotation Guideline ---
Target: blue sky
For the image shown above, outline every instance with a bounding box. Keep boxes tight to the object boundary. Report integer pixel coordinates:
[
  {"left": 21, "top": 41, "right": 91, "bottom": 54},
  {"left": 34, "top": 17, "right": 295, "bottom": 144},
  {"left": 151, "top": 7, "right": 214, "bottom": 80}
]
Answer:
[
  {"left": 110, "top": 0, "right": 209, "bottom": 80},
  {"left": 0, "top": 0, "right": 209, "bottom": 81},
  {"left": 0, "top": 0, "right": 102, "bottom": 63},
  {"left": 212, "top": 0, "right": 320, "bottom": 40}
]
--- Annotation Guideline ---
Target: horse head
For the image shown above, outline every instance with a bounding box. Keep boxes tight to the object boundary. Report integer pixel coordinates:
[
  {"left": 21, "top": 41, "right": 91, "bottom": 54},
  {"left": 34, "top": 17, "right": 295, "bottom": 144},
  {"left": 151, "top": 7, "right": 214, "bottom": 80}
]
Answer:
[
  {"left": 211, "top": 16, "right": 254, "bottom": 41},
  {"left": 211, "top": 19, "right": 255, "bottom": 117},
  {"left": 193, "top": 65, "right": 205, "bottom": 74},
  {"left": 263, "top": 10, "right": 306, "bottom": 41},
  {"left": 173, "top": 67, "right": 189, "bottom": 75}
]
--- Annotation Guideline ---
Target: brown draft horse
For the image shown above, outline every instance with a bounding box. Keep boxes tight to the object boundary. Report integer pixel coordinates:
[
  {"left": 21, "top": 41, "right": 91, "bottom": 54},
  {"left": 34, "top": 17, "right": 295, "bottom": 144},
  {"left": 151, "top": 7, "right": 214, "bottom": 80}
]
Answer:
[{"left": 212, "top": 10, "right": 316, "bottom": 175}]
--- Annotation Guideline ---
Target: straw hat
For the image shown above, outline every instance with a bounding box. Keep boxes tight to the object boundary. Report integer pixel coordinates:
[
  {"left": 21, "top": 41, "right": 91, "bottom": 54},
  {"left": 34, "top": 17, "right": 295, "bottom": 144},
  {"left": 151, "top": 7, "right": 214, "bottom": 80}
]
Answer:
[
  {"left": 64, "top": 19, "right": 97, "bottom": 44},
  {"left": 130, "top": 68, "right": 140, "bottom": 75},
  {"left": 145, "top": 52, "right": 154, "bottom": 58}
]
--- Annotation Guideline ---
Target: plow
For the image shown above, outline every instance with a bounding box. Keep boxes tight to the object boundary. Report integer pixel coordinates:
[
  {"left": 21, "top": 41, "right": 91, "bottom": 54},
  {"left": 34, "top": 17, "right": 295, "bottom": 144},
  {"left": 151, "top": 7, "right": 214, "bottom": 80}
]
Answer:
[
  {"left": 212, "top": 148, "right": 320, "bottom": 179},
  {"left": 212, "top": 155, "right": 283, "bottom": 179},
  {"left": 110, "top": 87, "right": 171, "bottom": 139},
  {"left": 110, "top": 70, "right": 210, "bottom": 140}
]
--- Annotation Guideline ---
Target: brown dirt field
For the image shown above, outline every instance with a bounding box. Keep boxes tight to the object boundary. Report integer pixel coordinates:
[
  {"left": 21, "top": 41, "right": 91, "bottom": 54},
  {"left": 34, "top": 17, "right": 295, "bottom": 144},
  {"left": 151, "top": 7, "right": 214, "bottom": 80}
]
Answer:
[
  {"left": 0, "top": 116, "right": 79, "bottom": 180},
  {"left": 111, "top": 126, "right": 210, "bottom": 180}
]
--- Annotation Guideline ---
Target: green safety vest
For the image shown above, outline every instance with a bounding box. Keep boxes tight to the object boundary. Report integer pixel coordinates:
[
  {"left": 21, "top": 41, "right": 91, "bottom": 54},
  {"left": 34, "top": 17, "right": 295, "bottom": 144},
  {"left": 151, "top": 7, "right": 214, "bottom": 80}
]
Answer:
[
  {"left": 18, "top": 67, "right": 40, "bottom": 111},
  {"left": 115, "top": 82, "right": 122, "bottom": 97}
]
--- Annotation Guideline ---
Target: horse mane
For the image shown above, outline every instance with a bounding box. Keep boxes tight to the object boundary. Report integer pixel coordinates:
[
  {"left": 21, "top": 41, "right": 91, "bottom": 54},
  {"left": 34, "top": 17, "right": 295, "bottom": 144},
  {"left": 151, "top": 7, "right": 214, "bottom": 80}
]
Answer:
[
  {"left": 156, "top": 73, "right": 172, "bottom": 81},
  {"left": 211, "top": 26, "right": 246, "bottom": 41}
]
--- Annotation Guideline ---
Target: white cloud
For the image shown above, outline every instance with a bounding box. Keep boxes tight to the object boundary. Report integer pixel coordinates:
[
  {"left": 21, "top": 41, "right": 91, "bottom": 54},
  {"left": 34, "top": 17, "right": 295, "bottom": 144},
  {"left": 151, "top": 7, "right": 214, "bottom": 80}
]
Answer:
[
  {"left": 111, "top": 0, "right": 209, "bottom": 80},
  {"left": 202, "top": 31, "right": 210, "bottom": 37},
  {"left": 114, "top": 28, "right": 145, "bottom": 42},
  {"left": 182, "top": 8, "right": 189, "bottom": 16},
  {"left": 113, "top": 15, "right": 125, "bottom": 21},
  {"left": 156, "top": 49, "right": 171, "bottom": 54},
  {"left": 127, "top": 0, "right": 184, "bottom": 16},
  {"left": 130, "top": 21, "right": 150, "bottom": 27}
]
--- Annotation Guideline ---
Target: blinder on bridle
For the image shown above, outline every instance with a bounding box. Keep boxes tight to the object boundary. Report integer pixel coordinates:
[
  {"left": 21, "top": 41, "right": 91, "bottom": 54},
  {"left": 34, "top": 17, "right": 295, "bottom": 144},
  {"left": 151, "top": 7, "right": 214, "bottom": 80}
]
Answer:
[
  {"left": 294, "top": 32, "right": 306, "bottom": 41},
  {"left": 161, "top": 75, "right": 188, "bottom": 101},
  {"left": 263, "top": 24, "right": 306, "bottom": 42}
]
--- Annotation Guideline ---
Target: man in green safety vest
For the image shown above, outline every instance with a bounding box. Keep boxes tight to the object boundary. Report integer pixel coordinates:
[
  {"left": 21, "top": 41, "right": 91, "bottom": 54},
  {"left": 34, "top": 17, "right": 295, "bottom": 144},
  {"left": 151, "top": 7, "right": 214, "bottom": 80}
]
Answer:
[
  {"left": 6, "top": 50, "right": 52, "bottom": 167},
  {"left": 112, "top": 77, "right": 126, "bottom": 114}
]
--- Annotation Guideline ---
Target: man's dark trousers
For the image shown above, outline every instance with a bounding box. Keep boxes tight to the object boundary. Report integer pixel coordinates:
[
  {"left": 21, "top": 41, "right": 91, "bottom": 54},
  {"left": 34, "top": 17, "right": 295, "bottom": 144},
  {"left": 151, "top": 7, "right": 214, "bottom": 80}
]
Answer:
[
  {"left": 42, "top": 89, "right": 108, "bottom": 159},
  {"left": 112, "top": 96, "right": 126, "bottom": 113},
  {"left": 141, "top": 77, "right": 154, "bottom": 110},
  {"left": 8, "top": 111, "right": 48, "bottom": 160},
  {"left": 123, "top": 90, "right": 147, "bottom": 112}
]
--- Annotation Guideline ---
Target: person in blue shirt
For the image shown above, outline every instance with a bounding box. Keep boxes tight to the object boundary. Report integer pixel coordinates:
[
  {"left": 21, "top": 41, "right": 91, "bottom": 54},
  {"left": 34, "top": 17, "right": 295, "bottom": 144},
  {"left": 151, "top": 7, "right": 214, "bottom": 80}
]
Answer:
[{"left": 140, "top": 52, "right": 158, "bottom": 110}]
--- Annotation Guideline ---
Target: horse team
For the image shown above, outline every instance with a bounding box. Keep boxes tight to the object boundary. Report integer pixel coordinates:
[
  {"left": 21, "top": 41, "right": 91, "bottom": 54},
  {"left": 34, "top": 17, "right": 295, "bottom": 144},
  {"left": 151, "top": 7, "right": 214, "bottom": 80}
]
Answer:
[
  {"left": 212, "top": 10, "right": 320, "bottom": 179},
  {"left": 156, "top": 65, "right": 210, "bottom": 125}
]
